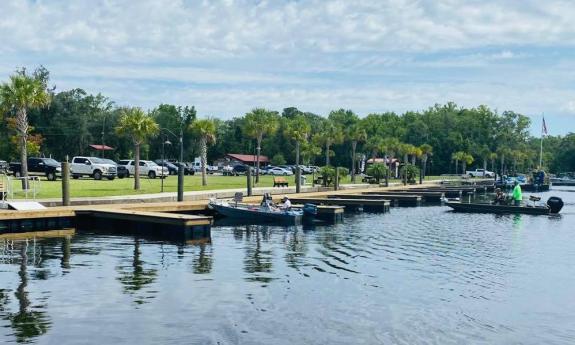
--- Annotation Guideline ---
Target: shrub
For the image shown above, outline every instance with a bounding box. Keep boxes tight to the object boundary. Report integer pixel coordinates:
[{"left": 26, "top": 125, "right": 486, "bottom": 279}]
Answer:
[
  {"left": 271, "top": 153, "right": 286, "bottom": 166},
  {"left": 367, "top": 163, "right": 390, "bottom": 183},
  {"left": 400, "top": 164, "right": 419, "bottom": 184}
]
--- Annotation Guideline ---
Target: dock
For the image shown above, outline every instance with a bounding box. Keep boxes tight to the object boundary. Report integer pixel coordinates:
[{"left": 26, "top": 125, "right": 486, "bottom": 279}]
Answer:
[
  {"left": 289, "top": 197, "right": 390, "bottom": 212},
  {"left": 327, "top": 193, "right": 421, "bottom": 206},
  {"left": 362, "top": 191, "right": 444, "bottom": 202},
  {"left": 75, "top": 209, "right": 211, "bottom": 240}
]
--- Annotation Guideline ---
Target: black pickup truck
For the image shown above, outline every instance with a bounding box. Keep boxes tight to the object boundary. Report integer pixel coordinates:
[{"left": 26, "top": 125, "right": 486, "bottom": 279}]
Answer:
[{"left": 9, "top": 157, "right": 62, "bottom": 181}]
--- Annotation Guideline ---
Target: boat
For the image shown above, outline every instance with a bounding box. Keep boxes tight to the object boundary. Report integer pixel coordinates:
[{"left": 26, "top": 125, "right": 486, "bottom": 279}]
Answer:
[
  {"left": 445, "top": 196, "right": 564, "bottom": 215},
  {"left": 550, "top": 177, "right": 575, "bottom": 186},
  {"left": 208, "top": 199, "right": 316, "bottom": 225}
]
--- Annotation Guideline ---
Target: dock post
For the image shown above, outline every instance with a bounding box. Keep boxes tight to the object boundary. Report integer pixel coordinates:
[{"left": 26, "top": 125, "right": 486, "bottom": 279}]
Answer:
[
  {"left": 62, "top": 161, "right": 70, "bottom": 206},
  {"left": 419, "top": 165, "right": 423, "bottom": 184},
  {"left": 296, "top": 166, "right": 301, "bottom": 193},
  {"left": 334, "top": 168, "right": 339, "bottom": 191},
  {"left": 385, "top": 169, "right": 389, "bottom": 187},
  {"left": 177, "top": 163, "right": 184, "bottom": 202},
  {"left": 247, "top": 166, "right": 253, "bottom": 196}
]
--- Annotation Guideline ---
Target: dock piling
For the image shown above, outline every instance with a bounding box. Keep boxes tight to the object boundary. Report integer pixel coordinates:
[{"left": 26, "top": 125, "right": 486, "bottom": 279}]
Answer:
[
  {"left": 246, "top": 166, "right": 253, "bottom": 196},
  {"left": 62, "top": 161, "right": 70, "bottom": 206},
  {"left": 177, "top": 164, "right": 184, "bottom": 202}
]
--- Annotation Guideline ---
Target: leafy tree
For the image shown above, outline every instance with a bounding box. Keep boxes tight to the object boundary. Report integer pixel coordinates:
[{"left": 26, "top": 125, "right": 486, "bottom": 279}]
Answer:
[
  {"left": 243, "top": 108, "right": 279, "bottom": 183},
  {"left": 0, "top": 68, "right": 51, "bottom": 185},
  {"left": 115, "top": 107, "right": 159, "bottom": 190},
  {"left": 190, "top": 119, "right": 217, "bottom": 186},
  {"left": 271, "top": 153, "right": 286, "bottom": 166}
]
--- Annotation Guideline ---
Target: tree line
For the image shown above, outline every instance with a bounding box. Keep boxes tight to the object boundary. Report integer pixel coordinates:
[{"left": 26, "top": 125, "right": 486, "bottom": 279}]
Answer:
[{"left": 1, "top": 66, "right": 574, "bottom": 188}]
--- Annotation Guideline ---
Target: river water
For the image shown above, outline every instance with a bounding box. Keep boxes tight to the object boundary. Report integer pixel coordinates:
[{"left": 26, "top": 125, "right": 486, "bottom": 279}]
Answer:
[{"left": 1, "top": 187, "right": 574, "bottom": 344}]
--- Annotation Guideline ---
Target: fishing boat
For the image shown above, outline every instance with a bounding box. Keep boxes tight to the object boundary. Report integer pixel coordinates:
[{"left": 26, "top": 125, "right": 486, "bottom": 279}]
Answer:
[
  {"left": 208, "top": 199, "right": 316, "bottom": 225},
  {"left": 445, "top": 196, "right": 564, "bottom": 215}
]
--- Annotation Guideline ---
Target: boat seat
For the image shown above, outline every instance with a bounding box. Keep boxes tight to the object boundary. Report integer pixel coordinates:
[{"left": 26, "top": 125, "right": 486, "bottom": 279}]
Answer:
[{"left": 529, "top": 196, "right": 541, "bottom": 202}]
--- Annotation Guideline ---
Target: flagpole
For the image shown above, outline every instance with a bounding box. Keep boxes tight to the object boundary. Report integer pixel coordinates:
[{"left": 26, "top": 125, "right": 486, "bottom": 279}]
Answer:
[{"left": 539, "top": 114, "right": 544, "bottom": 169}]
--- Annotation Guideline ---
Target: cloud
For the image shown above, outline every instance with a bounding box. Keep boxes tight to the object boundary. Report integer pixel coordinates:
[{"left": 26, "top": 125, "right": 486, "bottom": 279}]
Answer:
[{"left": 1, "top": 0, "right": 575, "bottom": 134}]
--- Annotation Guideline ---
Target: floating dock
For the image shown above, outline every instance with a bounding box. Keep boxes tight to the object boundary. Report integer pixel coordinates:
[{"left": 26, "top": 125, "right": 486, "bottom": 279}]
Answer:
[
  {"left": 327, "top": 193, "right": 421, "bottom": 206},
  {"left": 289, "top": 197, "right": 390, "bottom": 212},
  {"left": 362, "top": 191, "right": 444, "bottom": 202}
]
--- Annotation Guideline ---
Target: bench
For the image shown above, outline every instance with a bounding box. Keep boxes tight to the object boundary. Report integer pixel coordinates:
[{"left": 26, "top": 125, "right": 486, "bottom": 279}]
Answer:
[
  {"left": 313, "top": 176, "right": 332, "bottom": 186},
  {"left": 273, "top": 177, "right": 289, "bottom": 187}
]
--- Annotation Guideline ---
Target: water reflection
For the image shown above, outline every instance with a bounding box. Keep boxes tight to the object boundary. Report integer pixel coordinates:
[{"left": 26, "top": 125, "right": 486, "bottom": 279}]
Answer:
[
  {"left": 116, "top": 238, "right": 158, "bottom": 305},
  {"left": 192, "top": 242, "right": 213, "bottom": 274},
  {"left": 4, "top": 242, "right": 51, "bottom": 343}
]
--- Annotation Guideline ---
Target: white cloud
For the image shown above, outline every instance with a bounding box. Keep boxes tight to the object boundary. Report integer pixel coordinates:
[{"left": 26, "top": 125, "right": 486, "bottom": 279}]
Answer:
[{"left": 1, "top": 0, "right": 575, "bottom": 59}]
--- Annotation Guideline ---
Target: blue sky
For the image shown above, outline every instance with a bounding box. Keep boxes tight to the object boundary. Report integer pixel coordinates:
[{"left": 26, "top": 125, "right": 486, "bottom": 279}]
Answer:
[{"left": 1, "top": 0, "right": 574, "bottom": 135}]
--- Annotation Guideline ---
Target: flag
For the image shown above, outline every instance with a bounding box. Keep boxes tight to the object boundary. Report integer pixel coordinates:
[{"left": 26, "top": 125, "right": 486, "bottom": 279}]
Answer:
[{"left": 542, "top": 116, "right": 548, "bottom": 136}]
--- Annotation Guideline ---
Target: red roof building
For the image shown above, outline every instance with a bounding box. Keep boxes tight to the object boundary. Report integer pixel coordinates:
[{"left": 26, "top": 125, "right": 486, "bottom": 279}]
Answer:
[{"left": 215, "top": 153, "right": 269, "bottom": 167}]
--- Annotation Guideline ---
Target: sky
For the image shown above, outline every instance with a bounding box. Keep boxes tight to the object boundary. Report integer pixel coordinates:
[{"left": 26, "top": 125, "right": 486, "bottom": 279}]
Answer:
[{"left": 1, "top": 0, "right": 574, "bottom": 135}]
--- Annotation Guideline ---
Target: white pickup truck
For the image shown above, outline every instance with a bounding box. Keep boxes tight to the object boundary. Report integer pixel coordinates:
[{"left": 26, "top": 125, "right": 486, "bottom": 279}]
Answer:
[
  {"left": 118, "top": 159, "right": 168, "bottom": 179},
  {"left": 466, "top": 169, "right": 495, "bottom": 178},
  {"left": 70, "top": 156, "right": 117, "bottom": 180}
]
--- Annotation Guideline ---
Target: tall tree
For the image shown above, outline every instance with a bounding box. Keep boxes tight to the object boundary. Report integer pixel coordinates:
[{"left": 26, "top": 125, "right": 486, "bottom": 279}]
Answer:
[
  {"left": 316, "top": 120, "right": 344, "bottom": 166},
  {"left": 0, "top": 68, "right": 51, "bottom": 186},
  {"left": 419, "top": 144, "right": 433, "bottom": 179},
  {"left": 284, "top": 114, "right": 311, "bottom": 169},
  {"left": 116, "top": 107, "right": 159, "bottom": 190},
  {"left": 243, "top": 108, "right": 279, "bottom": 183},
  {"left": 190, "top": 118, "right": 217, "bottom": 186},
  {"left": 347, "top": 124, "right": 367, "bottom": 183}
]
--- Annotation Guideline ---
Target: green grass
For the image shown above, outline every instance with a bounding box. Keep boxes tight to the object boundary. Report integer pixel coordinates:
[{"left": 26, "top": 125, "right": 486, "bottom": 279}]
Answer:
[{"left": 5, "top": 174, "right": 461, "bottom": 199}]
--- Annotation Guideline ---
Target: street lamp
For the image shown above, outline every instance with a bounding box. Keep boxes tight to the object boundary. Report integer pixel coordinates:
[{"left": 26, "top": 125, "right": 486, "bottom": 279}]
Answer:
[
  {"left": 161, "top": 126, "right": 185, "bottom": 202},
  {"left": 161, "top": 137, "right": 172, "bottom": 193}
]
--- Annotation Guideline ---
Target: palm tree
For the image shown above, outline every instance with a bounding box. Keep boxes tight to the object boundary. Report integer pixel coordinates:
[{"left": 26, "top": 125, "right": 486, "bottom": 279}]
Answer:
[
  {"left": 452, "top": 151, "right": 465, "bottom": 174},
  {"left": 190, "top": 119, "right": 217, "bottom": 186},
  {"left": 489, "top": 152, "right": 498, "bottom": 174},
  {"left": 116, "top": 107, "right": 159, "bottom": 190},
  {"left": 419, "top": 144, "right": 433, "bottom": 179},
  {"left": 316, "top": 121, "right": 344, "bottom": 166},
  {"left": 243, "top": 108, "right": 279, "bottom": 183},
  {"left": 462, "top": 152, "right": 474, "bottom": 174},
  {"left": 410, "top": 146, "right": 422, "bottom": 165},
  {"left": 284, "top": 115, "right": 311, "bottom": 169},
  {"left": 0, "top": 71, "right": 51, "bottom": 187},
  {"left": 347, "top": 124, "right": 367, "bottom": 183}
]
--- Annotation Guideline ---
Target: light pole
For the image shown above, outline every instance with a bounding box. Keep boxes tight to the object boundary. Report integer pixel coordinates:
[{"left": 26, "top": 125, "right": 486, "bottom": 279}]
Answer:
[
  {"left": 161, "top": 127, "right": 184, "bottom": 201},
  {"left": 161, "top": 137, "right": 171, "bottom": 193}
]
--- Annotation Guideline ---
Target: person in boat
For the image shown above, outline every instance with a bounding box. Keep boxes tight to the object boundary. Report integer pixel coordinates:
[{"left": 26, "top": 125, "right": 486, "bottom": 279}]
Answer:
[
  {"left": 260, "top": 193, "right": 277, "bottom": 210},
  {"left": 280, "top": 196, "right": 292, "bottom": 211},
  {"left": 492, "top": 188, "right": 506, "bottom": 205},
  {"left": 512, "top": 180, "right": 523, "bottom": 206}
]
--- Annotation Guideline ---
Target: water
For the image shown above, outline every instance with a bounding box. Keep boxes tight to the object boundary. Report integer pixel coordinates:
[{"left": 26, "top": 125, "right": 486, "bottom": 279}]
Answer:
[{"left": 1, "top": 188, "right": 575, "bottom": 344}]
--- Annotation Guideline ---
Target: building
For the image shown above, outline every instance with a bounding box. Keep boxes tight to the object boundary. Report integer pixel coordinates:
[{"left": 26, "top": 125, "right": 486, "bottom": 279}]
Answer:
[{"left": 214, "top": 153, "right": 270, "bottom": 168}]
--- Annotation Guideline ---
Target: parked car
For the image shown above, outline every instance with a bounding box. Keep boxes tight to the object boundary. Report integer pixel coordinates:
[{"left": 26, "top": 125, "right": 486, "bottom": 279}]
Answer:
[
  {"left": 231, "top": 165, "right": 255, "bottom": 176},
  {"left": 118, "top": 160, "right": 169, "bottom": 179},
  {"left": 100, "top": 159, "right": 128, "bottom": 178},
  {"left": 466, "top": 169, "right": 495, "bottom": 178},
  {"left": 154, "top": 160, "right": 179, "bottom": 175},
  {"left": 278, "top": 165, "right": 295, "bottom": 173},
  {"left": 222, "top": 165, "right": 234, "bottom": 176},
  {"left": 9, "top": 157, "right": 62, "bottom": 181},
  {"left": 71, "top": 156, "right": 117, "bottom": 180},
  {"left": 267, "top": 167, "right": 293, "bottom": 176},
  {"left": 182, "top": 162, "right": 196, "bottom": 175},
  {"left": 0, "top": 160, "right": 8, "bottom": 174}
]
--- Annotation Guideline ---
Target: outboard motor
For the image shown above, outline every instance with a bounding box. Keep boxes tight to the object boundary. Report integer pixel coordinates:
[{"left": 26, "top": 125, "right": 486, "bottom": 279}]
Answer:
[
  {"left": 302, "top": 203, "right": 318, "bottom": 216},
  {"left": 547, "top": 197, "right": 564, "bottom": 214}
]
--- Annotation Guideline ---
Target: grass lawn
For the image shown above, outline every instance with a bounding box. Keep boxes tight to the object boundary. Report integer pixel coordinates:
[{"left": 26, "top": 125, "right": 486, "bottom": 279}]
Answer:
[
  {"left": 7, "top": 174, "right": 331, "bottom": 199},
  {"left": 5, "top": 173, "right": 463, "bottom": 199}
]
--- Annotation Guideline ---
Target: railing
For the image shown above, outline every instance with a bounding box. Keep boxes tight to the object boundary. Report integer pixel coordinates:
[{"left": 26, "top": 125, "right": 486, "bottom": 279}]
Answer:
[{"left": 3, "top": 175, "right": 41, "bottom": 201}]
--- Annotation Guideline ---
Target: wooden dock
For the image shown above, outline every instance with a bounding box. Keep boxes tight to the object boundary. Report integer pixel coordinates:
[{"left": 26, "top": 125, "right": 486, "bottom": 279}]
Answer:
[
  {"left": 362, "top": 191, "right": 444, "bottom": 202},
  {"left": 327, "top": 193, "right": 421, "bottom": 206},
  {"left": 289, "top": 197, "right": 390, "bottom": 212}
]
